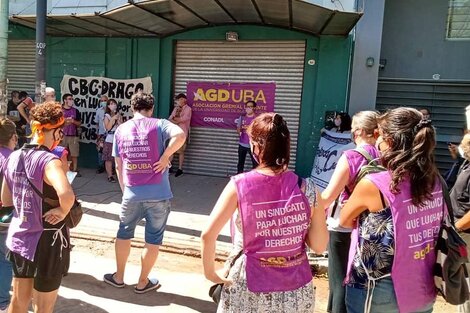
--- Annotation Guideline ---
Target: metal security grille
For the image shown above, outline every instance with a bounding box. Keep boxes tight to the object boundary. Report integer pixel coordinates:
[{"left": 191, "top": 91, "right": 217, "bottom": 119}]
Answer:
[
  {"left": 7, "top": 40, "right": 36, "bottom": 95},
  {"left": 174, "top": 40, "right": 306, "bottom": 177},
  {"left": 447, "top": 0, "right": 470, "bottom": 39},
  {"left": 376, "top": 78, "right": 470, "bottom": 172}
]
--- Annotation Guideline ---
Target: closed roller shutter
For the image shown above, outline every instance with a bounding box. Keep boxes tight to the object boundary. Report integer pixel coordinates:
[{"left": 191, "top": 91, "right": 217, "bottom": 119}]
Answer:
[
  {"left": 174, "top": 40, "right": 306, "bottom": 177},
  {"left": 376, "top": 78, "right": 470, "bottom": 172},
  {"left": 7, "top": 40, "right": 36, "bottom": 95}
]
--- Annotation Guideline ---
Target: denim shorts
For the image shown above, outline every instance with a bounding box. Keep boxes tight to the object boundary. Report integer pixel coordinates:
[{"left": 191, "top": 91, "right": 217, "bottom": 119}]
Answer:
[
  {"left": 345, "top": 277, "right": 434, "bottom": 313},
  {"left": 117, "top": 200, "right": 171, "bottom": 245}
]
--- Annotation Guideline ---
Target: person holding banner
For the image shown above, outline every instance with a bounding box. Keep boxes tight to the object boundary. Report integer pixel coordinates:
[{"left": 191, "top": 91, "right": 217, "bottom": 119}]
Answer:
[
  {"left": 321, "top": 111, "right": 379, "bottom": 313},
  {"left": 94, "top": 95, "right": 108, "bottom": 174},
  {"left": 330, "top": 112, "right": 352, "bottom": 133},
  {"left": 236, "top": 100, "right": 258, "bottom": 173},
  {"left": 201, "top": 113, "right": 328, "bottom": 313},
  {"left": 103, "top": 99, "right": 123, "bottom": 183}
]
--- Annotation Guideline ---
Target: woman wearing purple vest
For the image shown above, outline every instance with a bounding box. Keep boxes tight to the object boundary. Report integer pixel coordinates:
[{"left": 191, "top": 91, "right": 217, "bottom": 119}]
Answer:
[
  {"left": 340, "top": 107, "right": 443, "bottom": 313},
  {"left": 0, "top": 118, "right": 17, "bottom": 313},
  {"left": 202, "top": 113, "right": 328, "bottom": 312},
  {"left": 1, "top": 102, "right": 76, "bottom": 313},
  {"left": 236, "top": 100, "right": 258, "bottom": 173},
  {"left": 321, "top": 111, "right": 379, "bottom": 313}
]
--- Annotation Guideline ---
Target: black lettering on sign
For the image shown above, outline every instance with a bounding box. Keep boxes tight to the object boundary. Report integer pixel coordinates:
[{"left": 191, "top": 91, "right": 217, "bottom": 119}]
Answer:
[
  {"left": 89, "top": 79, "right": 99, "bottom": 96},
  {"left": 88, "top": 97, "right": 99, "bottom": 110},
  {"left": 101, "top": 81, "right": 109, "bottom": 95},
  {"left": 80, "top": 126, "right": 97, "bottom": 142},
  {"left": 108, "top": 81, "right": 117, "bottom": 98},
  {"left": 80, "top": 79, "right": 89, "bottom": 96},
  {"left": 125, "top": 83, "right": 135, "bottom": 99},
  {"left": 135, "top": 83, "right": 144, "bottom": 93},
  {"left": 116, "top": 82, "right": 125, "bottom": 99},
  {"left": 69, "top": 78, "right": 79, "bottom": 95}
]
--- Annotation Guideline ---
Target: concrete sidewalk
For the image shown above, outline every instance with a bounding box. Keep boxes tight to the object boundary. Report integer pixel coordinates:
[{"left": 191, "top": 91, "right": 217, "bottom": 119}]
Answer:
[{"left": 71, "top": 169, "right": 232, "bottom": 258}]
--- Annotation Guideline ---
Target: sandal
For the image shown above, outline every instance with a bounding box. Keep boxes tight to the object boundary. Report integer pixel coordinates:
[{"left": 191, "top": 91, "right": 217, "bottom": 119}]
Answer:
[
  {"left": 103, "top": 273, "right": 125, "bottom": 288},
  {"left": 134, "top": 278, "right": 161, "bottom": 294}
]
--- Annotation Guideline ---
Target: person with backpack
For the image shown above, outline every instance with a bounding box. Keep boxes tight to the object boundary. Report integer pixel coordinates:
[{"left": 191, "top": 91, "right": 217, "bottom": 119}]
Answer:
[
  {"left": 340, "top": 107, "right": 444, "bottom": 313},
  {"left": 321, "top": 111, "right": 379, "bottom": 313},
  {"left": 201, "top": 113, "right": 328, "bottom": 312},
  {"left": 450, "top": 133, "right": 470, "bottom": 313}
]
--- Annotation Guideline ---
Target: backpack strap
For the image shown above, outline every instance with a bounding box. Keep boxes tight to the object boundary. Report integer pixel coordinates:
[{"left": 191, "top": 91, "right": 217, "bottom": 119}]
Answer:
[
  {"left": 438, "top": 174, "right": 456, "bottom": 225},
  {"left": 354, "top": 147, "right": 376, "bottom": 165}
]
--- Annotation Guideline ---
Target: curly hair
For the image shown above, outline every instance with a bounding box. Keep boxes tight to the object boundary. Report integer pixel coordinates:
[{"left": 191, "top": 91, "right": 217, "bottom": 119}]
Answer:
[
  {"left": 378, "top": 107, "right": 438, "bottom": 206},
  {"left": 0, "top": 117, "right": 16, "bottom": 146},
  {"left": 29, "top": 101, "right": 64, "bottom": 125},
  {"left": 247, "top": 113, "right": 290, "bottom": 171},
  {"left": 131, "top": 92, "right": 154, "bottom": 111}
]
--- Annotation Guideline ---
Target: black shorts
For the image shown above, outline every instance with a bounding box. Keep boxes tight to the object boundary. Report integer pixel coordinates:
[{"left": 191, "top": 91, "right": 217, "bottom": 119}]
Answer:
[{"left": 7, "top": 223, "right": 70, "bottom": 292}]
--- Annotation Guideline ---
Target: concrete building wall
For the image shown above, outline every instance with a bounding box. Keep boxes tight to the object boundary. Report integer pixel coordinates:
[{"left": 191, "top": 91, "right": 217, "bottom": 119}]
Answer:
[
  {"left": 379, "top": 0, "right": 470, "bottom": 80},
  {"left": 348, "top": 0, "right": 386, "bottom": 114}
]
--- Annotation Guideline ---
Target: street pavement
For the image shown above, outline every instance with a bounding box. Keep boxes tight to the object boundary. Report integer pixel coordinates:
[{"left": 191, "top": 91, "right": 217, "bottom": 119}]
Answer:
[{"left": 71, "top": 169, "right": 232, "bottom": 258}]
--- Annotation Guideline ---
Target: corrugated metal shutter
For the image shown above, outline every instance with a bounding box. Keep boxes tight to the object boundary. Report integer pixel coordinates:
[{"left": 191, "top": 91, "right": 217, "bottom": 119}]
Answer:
[
  {"left": 376, "top": 78, "right": 470, "bottom": 172},
  {"left": 174, "top": 40, "right": 306, "bottom": 177},
  {"left": 7, "top": 40, "right": 36, "bottom": 95}
]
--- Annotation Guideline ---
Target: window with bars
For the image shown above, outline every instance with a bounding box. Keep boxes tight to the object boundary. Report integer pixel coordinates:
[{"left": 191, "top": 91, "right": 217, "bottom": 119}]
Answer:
[{"left": 447, "top": 0, "right": 470, "bottom": 39}]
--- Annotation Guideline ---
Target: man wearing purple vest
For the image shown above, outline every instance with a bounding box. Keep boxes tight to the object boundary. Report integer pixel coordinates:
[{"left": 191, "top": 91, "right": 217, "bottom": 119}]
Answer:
[
  {"left": 103, "top": 92, "right": 185, "bottom": 294},
  {"left": 60, "top": 94, "right": 81, "bottom": 175}
]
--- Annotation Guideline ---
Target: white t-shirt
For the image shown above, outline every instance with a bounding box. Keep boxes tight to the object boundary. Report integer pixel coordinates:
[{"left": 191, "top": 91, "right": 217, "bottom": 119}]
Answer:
[{"left": 104, "top": 113, "right": 118, "bottom": 143}]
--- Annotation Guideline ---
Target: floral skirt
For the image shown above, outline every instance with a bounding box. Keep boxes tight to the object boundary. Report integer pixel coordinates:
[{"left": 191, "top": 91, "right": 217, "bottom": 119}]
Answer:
[{"left": 217, "top": 254, "right": 315, "bottom": 313}]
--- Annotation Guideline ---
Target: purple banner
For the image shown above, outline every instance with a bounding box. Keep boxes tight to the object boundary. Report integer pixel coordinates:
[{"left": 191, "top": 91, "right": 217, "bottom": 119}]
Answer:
[{"left": 187, "top": 82, "right": 276, "bottom": 128}]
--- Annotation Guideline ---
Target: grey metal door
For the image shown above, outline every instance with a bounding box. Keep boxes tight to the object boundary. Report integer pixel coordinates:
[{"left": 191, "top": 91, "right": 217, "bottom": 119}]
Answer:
[{"left": 174, "top": 40, "right": 306, "bottom": 177}]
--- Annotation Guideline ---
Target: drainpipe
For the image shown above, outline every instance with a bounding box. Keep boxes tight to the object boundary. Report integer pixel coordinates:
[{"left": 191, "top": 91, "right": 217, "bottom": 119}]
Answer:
[
  {"left": 35, "top": 0, "right": 47, "bottom": 103},
  {"left": 0, "top": 0, "right": 8, "bottom": 116}
]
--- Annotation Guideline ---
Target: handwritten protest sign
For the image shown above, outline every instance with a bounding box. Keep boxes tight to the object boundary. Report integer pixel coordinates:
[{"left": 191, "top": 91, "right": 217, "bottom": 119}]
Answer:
[
  {"left": 311, "top": 129, "right": 355, "bottom": 190},
  {"left": 60, "top": 75, "right": 152, "bottom": 143},
  {"left": 187, "top": 82, "right": 275, "bottom": 128}
]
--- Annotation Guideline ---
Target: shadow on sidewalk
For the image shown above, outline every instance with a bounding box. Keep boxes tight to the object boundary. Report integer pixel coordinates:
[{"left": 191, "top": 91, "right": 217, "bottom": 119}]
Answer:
[
  {"left": 54, "top": 296, "right": 109, "bottom": 313},
  {"left": 61, "top": 273, "right": 217, "bottom": 312},
  {"left": 82, "top": 207, "right": 231, "bottom": 243}
]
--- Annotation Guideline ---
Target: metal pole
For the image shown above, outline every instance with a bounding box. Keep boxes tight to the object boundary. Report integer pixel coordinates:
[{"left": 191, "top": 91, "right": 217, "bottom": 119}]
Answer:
[
  {"left": 35, "top": 0, "right": 47, "bottom": 103},
  {"left": 0, "top": 0, "right": 9, "bottom": 116}
]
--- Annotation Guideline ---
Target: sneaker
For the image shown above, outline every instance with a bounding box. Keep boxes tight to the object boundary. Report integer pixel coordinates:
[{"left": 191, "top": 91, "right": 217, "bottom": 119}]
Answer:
[
  {"left": 75, "top": 171, "right": 82, "bottom": 178},
  {"left": 175, "top": 169, "right": 183, "bottom": 177},
  {"left": 0, "top": 306, "right": 8, "bottom": 313},
  {"left": 108, "top": 176, "right": 116, "bottom": 183},
  {"left": 96, "top": 167, "right": 105, "bottom": 174}
]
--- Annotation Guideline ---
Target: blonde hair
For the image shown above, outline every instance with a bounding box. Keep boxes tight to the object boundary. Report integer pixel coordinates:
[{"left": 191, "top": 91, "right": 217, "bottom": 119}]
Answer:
[
  {"left": 352, "top": 110, "right": 379, "bottom": 137},
  {"left": 0, "top": 118, "right": 16, "bottom": 146}
]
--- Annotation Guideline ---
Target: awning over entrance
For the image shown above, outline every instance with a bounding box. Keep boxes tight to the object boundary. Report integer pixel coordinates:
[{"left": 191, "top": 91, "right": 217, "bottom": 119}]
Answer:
[{"left": 9, "top": 0, "right": 362, "bottom": 37}]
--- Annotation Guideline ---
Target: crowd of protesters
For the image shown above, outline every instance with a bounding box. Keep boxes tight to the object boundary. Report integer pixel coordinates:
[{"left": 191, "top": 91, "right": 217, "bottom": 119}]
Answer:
[{"left": 0, "top": 87, "right": 469, "bottom": 313}]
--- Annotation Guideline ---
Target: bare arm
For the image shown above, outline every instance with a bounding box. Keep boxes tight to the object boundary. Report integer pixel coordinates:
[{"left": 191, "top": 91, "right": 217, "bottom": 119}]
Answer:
[
  {"left": 1, "top": 181, "right": 13, "bottom": 207},
  {"left": 115, "top": 156, "right": 124, "bottom": 192},
  {"left": 43, "top": 159, "right": 75, "bottom": 223},
  {"left": 306, "top": 189, "right": 329, "bottom": 252},
  {"left": 456, "top": 210, "right": 470, "bottom": 231},
  {"left": 340, "top": 179, "right": 384, "bottom": 228},
  {"left": 201, "top": 180, "right": 238, "bottom": 284},
  {"left": 321, "top": 155, "right": 350, "bottom": 208},
  {"left": 17, "top": 102, "right": 29, "bottom": 123},
  {"left": 104, "top": 115, "right": 115, "bottom": 131},
  {"left": 177, "top": 107, "right": 192, "bottom": 123},
  {"left": 153, "top": 125, "right": 186, "bottom": 173}
]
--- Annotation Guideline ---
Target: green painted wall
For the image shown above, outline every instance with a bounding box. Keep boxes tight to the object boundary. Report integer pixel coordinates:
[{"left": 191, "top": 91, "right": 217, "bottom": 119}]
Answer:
[
  {"left": 44, "top": 36, "right": 160, "bottom": 169},
  {"left": 8, "top": 23, "right": 352, "bottom": 175},
  {"left": 159, "top": 26, "right": 352, "bottom": 176}
]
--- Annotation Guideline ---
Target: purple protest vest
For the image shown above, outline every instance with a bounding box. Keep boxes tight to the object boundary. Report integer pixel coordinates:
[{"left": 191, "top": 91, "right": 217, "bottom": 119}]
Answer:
[
  {"left": 4, "top": 148, "right": 58, "bottom": 261},
  {"left": 233, "top": 170, "right": 312, "bottom": 293},
  {"left": 346, "top": 171, "right": 443, "bottom": 312},
  {"left": 62, "top": 106, "right": 79, "bottom": 136},
  {"left": 115, "top": 117, "right": 162, "bottom": 187},
  {"left": 239, "top": 115, "right": 255, "bottom": 146},
  {"left": 0, "top": 146, "right": 12, "bottom": 175}
]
